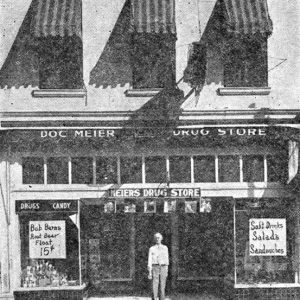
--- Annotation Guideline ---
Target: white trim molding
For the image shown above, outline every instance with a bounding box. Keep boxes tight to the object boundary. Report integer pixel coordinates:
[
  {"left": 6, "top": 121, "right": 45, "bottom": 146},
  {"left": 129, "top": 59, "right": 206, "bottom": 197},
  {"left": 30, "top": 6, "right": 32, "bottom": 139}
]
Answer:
[
  {"left": 217, "top": 87, "right": 271, "bottom": 96},
  {"left": 32, "top": 89, "right": 87, "bottom": 98}
]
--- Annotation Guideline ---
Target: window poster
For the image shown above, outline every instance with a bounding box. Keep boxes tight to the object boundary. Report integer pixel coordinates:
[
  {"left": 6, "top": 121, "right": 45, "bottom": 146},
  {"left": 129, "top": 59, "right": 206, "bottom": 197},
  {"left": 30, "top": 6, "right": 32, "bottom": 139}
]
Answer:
[
  {"left": 249, "top": 219, "right": 286, "bottom": 256},
  {"left": 104, "top": 201, "right": 116, "bottom": 213},
  {"left": 144, "top": 199, "right": 156, "bottom": 213},
  {"left": 29, "top": 221, "right": 66, "bottom": 259},
  {"left": 200, "top": 197, "right": 212, "bottom": 213},
  {"left": 124, "top": 200, "right": 136, "bottom": 213},
  {"left": 185, "top": 200, "right": 197, "bottom": 213},
  {"left": 164, "top": 200, "right": 176, "bottom": 213}
]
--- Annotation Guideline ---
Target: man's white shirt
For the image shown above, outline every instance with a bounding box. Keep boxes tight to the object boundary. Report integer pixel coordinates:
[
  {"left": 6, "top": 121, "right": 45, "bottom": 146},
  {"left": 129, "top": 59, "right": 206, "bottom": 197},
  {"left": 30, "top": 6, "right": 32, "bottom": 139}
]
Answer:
[{"left": 148, "top": 244, "right": 169, "bottom": 271}]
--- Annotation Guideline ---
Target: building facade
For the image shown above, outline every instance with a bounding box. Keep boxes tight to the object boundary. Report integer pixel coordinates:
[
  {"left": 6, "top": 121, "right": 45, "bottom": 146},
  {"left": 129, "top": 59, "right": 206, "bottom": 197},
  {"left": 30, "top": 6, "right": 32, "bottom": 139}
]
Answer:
[{"left": 0, "top": 0, "right": 299, "bottom": 299}]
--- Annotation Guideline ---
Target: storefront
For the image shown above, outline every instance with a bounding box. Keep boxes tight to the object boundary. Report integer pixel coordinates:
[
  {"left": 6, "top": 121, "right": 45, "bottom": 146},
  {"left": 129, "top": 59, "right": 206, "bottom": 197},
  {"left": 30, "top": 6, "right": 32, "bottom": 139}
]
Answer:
[
  {"left": 1, "top": 125, "right": 299, "bottom": 299},
  {"left": 14, "top": 200, "right": 86, "bottom": 300},
  {"left": 80, "top": 191, "right": 233, "bottom": 296}
]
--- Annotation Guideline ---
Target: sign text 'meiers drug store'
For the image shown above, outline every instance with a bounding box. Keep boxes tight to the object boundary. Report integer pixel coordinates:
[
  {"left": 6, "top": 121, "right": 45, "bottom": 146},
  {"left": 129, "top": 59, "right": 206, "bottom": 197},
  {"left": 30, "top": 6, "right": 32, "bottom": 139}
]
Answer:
[
  {"left": 107, "top": 188, "right": 201, "bottom": 198},
  {"left": 16, "top": 200, "right": 78, "bottom": 213}
]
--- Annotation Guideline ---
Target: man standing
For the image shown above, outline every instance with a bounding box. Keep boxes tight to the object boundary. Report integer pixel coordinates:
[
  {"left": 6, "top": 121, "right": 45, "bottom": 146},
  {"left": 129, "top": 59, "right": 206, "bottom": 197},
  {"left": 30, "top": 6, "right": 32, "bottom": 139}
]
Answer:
[{"left": 148, "top": 233, "right": 169, "bottom": 300}]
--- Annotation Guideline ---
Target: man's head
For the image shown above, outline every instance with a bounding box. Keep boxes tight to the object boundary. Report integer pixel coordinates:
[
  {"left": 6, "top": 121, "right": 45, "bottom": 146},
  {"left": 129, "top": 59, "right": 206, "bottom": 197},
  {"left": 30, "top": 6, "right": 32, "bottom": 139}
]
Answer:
[{"left": 154, "top": 232, "right": 163, "bottom": 244}]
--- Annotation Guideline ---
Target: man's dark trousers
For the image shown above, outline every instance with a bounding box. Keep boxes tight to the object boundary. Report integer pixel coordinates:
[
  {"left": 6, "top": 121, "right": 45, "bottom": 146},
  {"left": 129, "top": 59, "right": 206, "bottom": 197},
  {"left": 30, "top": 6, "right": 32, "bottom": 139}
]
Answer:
[{"left": 152, "top": 265, "right": 168, "bottom": 300}]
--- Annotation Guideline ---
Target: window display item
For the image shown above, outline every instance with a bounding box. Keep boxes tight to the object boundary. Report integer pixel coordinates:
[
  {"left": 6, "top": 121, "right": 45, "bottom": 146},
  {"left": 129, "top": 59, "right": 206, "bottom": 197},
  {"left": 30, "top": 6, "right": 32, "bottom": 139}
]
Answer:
[
  {"left": 21, "top": 260, "right": 72, "bottom": 288},
  {"left": 185, "top": 200, "right": 197, "bottom": 213}
]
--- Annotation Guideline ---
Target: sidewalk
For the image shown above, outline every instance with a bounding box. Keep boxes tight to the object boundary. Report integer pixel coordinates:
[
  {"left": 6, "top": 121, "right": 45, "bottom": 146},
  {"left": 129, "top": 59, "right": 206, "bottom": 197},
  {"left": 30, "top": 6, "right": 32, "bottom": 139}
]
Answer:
[{"left": 88, "top": 293, "right": 225, "bottom": 300}]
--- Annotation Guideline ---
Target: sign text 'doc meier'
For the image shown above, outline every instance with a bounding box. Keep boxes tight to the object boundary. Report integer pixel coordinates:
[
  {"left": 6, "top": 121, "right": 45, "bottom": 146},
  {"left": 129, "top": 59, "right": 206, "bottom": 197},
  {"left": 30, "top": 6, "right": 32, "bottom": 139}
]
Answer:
[
  {"left": 249, "top": 219, "right": 286, "bottom": 256},
  {"left": 29, "top": 221, "right": 66, "bottom": 259},
  {"left": 39, "top": 127, "right": 267, "bottom": 139}
]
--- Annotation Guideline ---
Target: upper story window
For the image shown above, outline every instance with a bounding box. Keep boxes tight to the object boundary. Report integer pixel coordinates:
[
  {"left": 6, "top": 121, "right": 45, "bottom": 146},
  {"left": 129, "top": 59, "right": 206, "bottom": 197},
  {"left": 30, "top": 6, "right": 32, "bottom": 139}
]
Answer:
[
  {"left": 221, "top": 0, "right": 273, "bottom": 88},
  {"left": 129, "top": 0, "right": 176, "bottom": 89},
  {"left": 186, "top": 0, "right": 273, "bottom": 91},
  {"left": 32, "top": 0, "right": 83, "bottom": 90},
  {"left": 224, "top": 38, "right": 267, "bottom": 87}
]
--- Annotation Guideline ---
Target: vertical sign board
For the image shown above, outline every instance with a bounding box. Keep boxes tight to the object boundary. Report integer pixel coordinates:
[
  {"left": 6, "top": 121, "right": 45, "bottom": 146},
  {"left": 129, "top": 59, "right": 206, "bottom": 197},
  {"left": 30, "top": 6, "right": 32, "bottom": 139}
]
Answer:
[
  {"left": 29, "top": 221, "right": 66, "bottom": 259},
  {"left": 249, "top": 219, "right": 286, "bottom": 256}
]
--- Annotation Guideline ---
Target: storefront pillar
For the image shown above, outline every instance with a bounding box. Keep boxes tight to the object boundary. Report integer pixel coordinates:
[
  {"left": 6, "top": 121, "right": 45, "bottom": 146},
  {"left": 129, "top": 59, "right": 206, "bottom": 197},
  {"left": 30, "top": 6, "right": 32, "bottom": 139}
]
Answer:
[
  {"left": 295, "top": 198, "right": 300, "bottom": 284},
  {"left": 0, "top": 160, "right": 10, "bottom": 294},
  {"left": 170, "top": 214, "right": 178, "bottom": 290}
]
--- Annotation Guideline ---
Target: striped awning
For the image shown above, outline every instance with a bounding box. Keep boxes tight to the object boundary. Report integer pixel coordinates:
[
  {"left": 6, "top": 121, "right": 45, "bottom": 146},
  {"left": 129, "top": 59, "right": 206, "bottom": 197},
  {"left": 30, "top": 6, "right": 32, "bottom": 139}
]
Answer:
[
  {"left": 32, "top": 0, "right": 82, "bottom": 38},
  {"left": 223, "top": 0, "right": 273, "bottom": 36},
  {"left": 130, "top": 0, "right": 176, "bottom": 34}
]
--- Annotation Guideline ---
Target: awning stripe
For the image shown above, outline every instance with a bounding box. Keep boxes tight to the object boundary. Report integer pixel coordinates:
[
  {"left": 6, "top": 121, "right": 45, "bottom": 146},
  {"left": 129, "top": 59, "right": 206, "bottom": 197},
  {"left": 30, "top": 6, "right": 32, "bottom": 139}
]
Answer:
[
  {"left": 32, "top": 0, "right": 82, "bottom": 38},
  {"left": 223, "top": 0, "right": 273, "bottom": 36},
  {"left": 130, "top": 0, "right": 176, "bottom": 34}
]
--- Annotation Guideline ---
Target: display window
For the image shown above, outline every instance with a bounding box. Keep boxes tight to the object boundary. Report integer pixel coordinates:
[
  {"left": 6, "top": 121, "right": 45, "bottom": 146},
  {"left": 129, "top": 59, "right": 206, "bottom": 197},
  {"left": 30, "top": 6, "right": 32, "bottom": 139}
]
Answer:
[
  {"left": 81, "top": 206, "right": 133, "bottom": 282},
  {"left": 19, "top": 211, "right": 80, "bottom": 288},
  {"left": 235, "top": 199, "right": 296, "bottom": 285},
  {"left": 178, "top": 199, "right": 233, "bottom": 279}
]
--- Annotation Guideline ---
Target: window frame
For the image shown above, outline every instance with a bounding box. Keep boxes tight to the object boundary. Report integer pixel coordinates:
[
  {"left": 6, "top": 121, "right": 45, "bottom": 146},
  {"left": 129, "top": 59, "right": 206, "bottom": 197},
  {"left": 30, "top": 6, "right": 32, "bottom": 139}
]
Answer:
[
  {"left": 130, "top": 33, "right": 176, "bottom": 90},
  {"left": 233, "top": 199, "right": 299, "bottom": 287},
  {"left": 223, "top": 37, "right": 268, "bottom": 88},
  {"left": 37, "top": 36, "right": 84, "bottom": 90},
  {"left": 20, "top": 151, "right": 286, "bottom": 186}
]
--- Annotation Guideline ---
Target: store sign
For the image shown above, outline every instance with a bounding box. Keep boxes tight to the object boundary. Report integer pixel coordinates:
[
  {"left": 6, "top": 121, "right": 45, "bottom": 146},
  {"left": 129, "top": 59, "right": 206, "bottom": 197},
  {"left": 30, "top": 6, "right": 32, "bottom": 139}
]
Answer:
[
  {"left": 107, "top": 188, "right": 201, "bottom": 198},
  {"left": 29, "top": 221, "right": 66, "bottom": 259},
  {"left": 16, "top": 200, "right": 78, "bottom": 213},
  {"left": 35, "top": 127, "right": 268, "bottom": 139},
  {"left": 249, "top": 219, "right": 286, "bottom": 256}
]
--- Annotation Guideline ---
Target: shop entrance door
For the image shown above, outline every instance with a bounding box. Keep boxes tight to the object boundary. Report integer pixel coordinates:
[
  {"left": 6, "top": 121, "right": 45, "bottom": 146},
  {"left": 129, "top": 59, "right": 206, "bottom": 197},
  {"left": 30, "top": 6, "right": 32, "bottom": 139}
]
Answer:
[{"left": 135, "top": 214, "right": 172, "bottom": 294}]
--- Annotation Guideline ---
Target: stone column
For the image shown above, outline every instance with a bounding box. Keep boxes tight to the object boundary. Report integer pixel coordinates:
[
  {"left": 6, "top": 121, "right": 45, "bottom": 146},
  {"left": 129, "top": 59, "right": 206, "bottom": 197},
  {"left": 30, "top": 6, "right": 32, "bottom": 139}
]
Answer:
[{"left": 0, "top": 159, "right": 10, "bottom": 293}]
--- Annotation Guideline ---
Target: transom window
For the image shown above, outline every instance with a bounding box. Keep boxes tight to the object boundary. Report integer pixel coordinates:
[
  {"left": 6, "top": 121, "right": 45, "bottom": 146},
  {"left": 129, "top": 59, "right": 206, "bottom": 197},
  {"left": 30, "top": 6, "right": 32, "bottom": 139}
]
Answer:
[{"left": 22, "top": 154, "right": 287, "bottom": 185}]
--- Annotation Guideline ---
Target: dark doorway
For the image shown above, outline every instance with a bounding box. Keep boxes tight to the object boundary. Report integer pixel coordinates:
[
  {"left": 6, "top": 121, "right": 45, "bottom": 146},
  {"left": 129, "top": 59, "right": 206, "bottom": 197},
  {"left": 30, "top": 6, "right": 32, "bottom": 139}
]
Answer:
[{"left": 135, "top": 214, "right": 172, "bottom": 295}]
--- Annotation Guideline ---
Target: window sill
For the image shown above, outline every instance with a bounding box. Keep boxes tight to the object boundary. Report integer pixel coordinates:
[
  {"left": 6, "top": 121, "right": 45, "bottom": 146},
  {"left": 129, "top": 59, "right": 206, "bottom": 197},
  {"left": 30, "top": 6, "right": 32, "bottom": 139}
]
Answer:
[
  {"left": 15, "top": 284, "right": 86, "bottom": 291},
  {"left": 235, "top": 283, "right": 300, "bottom": 289},
  {"left": 32, "top": 89, "right": 86, "bottom": 98},
  {"left": 217, "top": 87, "right": 271, "bottom": 96},
  {"left": 125, "top": 88, "right": 163, "bottom": 97}
]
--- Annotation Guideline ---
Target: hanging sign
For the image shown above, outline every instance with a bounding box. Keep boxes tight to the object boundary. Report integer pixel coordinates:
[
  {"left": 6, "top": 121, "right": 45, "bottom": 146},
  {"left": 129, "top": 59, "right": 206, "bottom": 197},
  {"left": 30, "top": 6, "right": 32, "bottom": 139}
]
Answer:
[
  {"left": 29, "top": 221, "right": 66, "bottom": 259},
  {"left": 249, "top": 219, "right": 286, "bottom": 256},
  {"left": 16, "top": 200, "right": 78, "bottom": 213},
  {"left": 107, "top": 188, "right": 201, "bottom": 198}
]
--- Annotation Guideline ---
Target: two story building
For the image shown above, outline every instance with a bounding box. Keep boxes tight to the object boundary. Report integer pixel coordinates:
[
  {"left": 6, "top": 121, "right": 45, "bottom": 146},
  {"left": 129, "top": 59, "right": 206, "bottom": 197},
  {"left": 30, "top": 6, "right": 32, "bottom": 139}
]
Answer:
[{"left": 0, "top": 0, "right": 299, "bottom": 299}]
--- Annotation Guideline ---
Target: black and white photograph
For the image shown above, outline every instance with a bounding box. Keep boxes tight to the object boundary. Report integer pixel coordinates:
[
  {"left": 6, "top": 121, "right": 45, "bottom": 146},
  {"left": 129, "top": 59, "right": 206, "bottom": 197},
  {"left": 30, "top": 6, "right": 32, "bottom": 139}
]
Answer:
[{"left": 0, "top": 0, "right": 299, "bottom": 299}]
